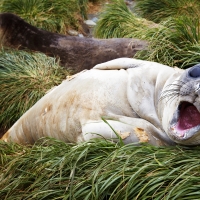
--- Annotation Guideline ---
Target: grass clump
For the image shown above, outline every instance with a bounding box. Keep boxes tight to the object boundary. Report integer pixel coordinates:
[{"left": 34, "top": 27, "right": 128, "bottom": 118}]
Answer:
[
  {"left": 1, "top": 138, "right": 200, "bottom": 199},
  {"left": 137, "top": 16, "right": 200, "bottom": 68},
  {"left": 0, "top": 0, "right": 88, "bottom": 34},
  {"left": 0, "top": 49, "right": 69, "bottom": 132},
  {"left": 134, "top": 0, "right": 200, "bottom": 23},
  {"left": 94, "top": 0, "right": 158, "bottom": 39}
]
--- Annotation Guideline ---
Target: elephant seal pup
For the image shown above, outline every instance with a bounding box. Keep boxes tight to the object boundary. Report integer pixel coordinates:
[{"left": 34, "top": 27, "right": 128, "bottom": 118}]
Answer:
[{"left": 2, "top": 58, "right": 200, "bottom": 146}]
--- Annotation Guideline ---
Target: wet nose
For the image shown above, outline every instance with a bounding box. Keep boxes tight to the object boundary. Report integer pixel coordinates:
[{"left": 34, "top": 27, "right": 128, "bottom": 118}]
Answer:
[{"left": 189, "top": 64, "right": 200, "bottom": 78}]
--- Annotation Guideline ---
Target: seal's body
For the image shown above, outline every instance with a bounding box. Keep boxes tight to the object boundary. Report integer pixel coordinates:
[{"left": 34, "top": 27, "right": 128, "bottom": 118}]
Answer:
[{"left": 2, "top": 58, "right": 200, "bottom": 146}]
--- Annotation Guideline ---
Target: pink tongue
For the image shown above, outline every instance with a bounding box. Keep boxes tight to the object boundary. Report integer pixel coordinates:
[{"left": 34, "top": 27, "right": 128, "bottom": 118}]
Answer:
[{"left": 177, "top": 104, "right": 200, "bottom": 130}]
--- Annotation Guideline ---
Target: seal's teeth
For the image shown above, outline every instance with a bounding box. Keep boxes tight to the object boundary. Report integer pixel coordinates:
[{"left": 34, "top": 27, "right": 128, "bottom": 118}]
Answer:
[
  {"left": 170, "top": 124, "right": 186, "bottom": 138},
  {"left": 170, "top": 124, "right": 177, "bottom": 130},
  {"left": 178, "top": 132, "right": 185, "bottom": 138}
]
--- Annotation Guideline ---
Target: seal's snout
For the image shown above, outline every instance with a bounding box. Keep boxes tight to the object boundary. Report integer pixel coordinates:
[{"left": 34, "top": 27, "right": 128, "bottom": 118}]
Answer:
[{"left": 188, "top": 64, "right": 200, "bottom": 78}]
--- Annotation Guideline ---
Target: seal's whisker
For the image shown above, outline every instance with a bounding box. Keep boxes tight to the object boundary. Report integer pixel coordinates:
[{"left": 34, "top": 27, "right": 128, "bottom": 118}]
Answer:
[
  {"left": 164, "top": 80, "right": 191, "bottom": 93},
  {"left": 159, "top": 93, "right": 179, "bottom": 105},
  {"left": 162, "top": 85, "right": 181, "bottom": 93},
  {"left": 160, "top": 93, "right": 180, "bottom": 99},
  {"left": 165, "top": 95, "right": 179, "bottom": 104},
  {"left": 171, "top": 80, "right": 186, "bottom": 85},
  {"left": 160, "top": 90, "right": 180, "bottom": 97},
  {"left": 161, "top": 89, "right": 180, "bottom": 94},
  {"left": 159, "top": 95, "right": 179, "bottom": 103},
  {"left": 159, "top": 91, "right": 180, "bottom": 102},
  {"left": 162, "top": 86, "right": 181, "bottom": 90},
  {"left": 164, "top": 83, "right": 182, "bottom": 88},
  {"left": 163, "top": 90, "right": 179, "bottom": 96},
  {"left": 163, "top": 80, "right": 187, "bottom": 90}
]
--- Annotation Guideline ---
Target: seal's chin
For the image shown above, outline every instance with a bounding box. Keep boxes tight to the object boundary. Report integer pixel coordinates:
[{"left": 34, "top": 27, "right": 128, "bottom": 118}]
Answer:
[{"left": 169, "top": 101, "right": 200, "bottom": 145}]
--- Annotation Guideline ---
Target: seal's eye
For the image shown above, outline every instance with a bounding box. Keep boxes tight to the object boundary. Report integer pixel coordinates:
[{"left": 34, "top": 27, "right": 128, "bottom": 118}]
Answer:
[{"left": 189, "top": 66, "right": 200, "bottom": 78}]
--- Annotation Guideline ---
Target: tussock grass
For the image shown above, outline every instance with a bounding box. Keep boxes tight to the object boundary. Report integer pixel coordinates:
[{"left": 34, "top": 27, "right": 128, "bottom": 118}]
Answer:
[
  {"left": 0, "top": 49, "right": 69, "bottom": 132},
  {"left": 135, "top": 16, "right": 200, "bottom": 68},
  {"left": 134, "top": 0, "right": 200, "bottom": 23},
  {"left": 94, "top": 0, "right": 159, "bottom": 39},
  {"left": 94, "top": 0, "right": 200, "bottom": 68},
  {"left": 0, "top": 0, "right": 88, "bottom": 34},
  {"left": 1, "top": 138, "right": 200, "bottom": 199}
]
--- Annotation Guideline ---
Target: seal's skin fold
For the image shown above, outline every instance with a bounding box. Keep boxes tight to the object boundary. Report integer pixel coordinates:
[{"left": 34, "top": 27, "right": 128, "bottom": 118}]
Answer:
[{"left": 2, "top": 58, "right": 200, "bottom": 146}]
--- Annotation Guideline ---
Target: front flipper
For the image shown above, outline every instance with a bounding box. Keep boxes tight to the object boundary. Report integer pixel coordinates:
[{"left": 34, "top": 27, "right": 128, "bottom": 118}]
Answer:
[
  {"left": 93, "top": 58, "right": 148, "bottom": 70},
  {"left": 82, "top": 116, "right": 175, "bottom": 146}
]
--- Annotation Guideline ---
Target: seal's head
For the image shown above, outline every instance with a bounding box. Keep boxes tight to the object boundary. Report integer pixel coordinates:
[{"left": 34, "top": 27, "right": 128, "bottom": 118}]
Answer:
[{"left": 166, "top": 64, "right": 200, "bottom": 145}]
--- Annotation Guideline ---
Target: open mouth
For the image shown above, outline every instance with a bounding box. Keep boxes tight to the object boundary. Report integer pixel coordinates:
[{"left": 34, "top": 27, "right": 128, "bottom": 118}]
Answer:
[
  {"left": 177, "top": 102, "right": 200, "bottom": 130},
  {"left": 170, "top": 101, "right": 200, "bottom": 142}
]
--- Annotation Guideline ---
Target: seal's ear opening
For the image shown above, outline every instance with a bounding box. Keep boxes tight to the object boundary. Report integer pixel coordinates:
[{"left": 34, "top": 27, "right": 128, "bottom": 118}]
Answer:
[{"left": 188, "top": 64, "right": 200, "bottom": 78}]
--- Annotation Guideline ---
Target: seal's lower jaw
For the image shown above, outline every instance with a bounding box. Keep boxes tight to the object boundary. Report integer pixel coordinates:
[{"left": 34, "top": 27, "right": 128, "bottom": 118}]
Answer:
[{"left": 169, "top": 101, "right": 200, "bottom": 145}]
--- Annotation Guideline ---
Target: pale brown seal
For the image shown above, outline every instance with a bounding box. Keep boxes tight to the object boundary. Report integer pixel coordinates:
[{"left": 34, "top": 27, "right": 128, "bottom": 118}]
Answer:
[{"left": 2, "top": 58, "right": 200, "bottom": 146}]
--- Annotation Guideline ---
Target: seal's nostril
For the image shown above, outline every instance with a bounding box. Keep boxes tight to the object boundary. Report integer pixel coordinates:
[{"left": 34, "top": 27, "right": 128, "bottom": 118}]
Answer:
[{"left": 189, "top": 66, "right": 200, "bottom": 78}]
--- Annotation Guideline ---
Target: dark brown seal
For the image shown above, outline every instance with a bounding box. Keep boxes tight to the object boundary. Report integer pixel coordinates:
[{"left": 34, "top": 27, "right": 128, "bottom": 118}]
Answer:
[{"left": 0, "top": 13, "right": 148, "bottom": 73}]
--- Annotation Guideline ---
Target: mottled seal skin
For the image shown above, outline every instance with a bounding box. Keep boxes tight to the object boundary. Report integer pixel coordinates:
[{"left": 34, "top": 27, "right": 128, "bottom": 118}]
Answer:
[
  {"left": 0, "top": 13, "right": 147, "bottom": 73},
  {"left": 2, "top": 58, "right": 200, "bottom": 146}
]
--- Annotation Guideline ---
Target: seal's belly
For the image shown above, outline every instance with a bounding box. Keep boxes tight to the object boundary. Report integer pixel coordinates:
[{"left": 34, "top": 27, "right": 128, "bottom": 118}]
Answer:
[{"left": 6, "top": 69, "right": 137, "bottom": 144}]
